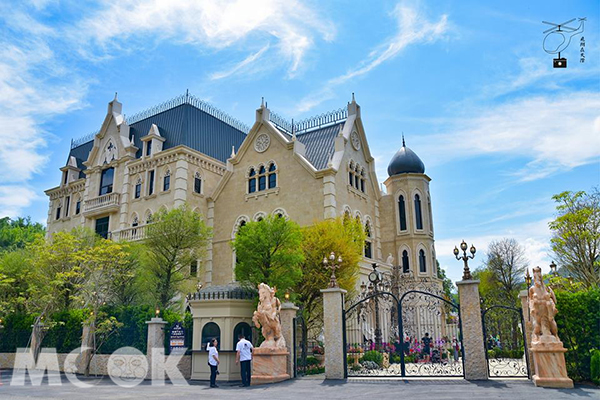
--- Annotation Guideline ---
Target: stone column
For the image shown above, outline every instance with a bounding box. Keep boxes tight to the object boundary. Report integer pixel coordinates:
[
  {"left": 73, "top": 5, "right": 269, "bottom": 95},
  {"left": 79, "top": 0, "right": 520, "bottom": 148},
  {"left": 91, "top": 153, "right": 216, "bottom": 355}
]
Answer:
[
  {"left": 519, "top": 289, "right": 534, "bottom": 374},
  {"left": 320, "top": 287, "right": 346, "bottom": 380},
  {"left": 146, "top": 317, "right": 167, "bottom": 379},
  {"left": 456, "top": 280, "right": 488, "bottom": 380},
  {"left": 280, "top": 302, "right": 298, "bottom": 377},
  {"left": 173, "top": 156, "right": 188, "bottom": 208}
]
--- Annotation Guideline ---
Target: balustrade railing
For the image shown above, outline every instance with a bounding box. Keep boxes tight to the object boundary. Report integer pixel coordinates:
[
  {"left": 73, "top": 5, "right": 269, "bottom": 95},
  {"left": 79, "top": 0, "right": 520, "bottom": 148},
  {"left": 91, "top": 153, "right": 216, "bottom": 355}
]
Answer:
[
  {"left": 83, "top": 193, "right": 120, "bottom": 213},
  {"left": 112, "top": 224, "right": 149, "bottom": 242}
]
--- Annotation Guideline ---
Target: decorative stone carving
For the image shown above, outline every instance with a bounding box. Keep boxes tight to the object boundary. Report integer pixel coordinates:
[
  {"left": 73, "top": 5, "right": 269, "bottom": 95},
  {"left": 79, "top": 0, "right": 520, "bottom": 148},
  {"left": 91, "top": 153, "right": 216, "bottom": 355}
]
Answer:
[
  {"left": 252, "top": 283, "right": 286, "bottom": 349},
  {"left": 528, "top": 266, "right": 573, "bottom": 388},
  {"left": 103, "top": 140, "right": 117, "bottom": 164},
  {"left": 386, "top": 253, "right": 394, "bottom": 265},
  {"left": 351, "top": 130, "right": 361, "bottom": 150},
  {"left": 254, "top": 133, "right": 270, "bottom": 153},
  {"left": 529, "top": 267, "right": 559, "bottom": 345}
]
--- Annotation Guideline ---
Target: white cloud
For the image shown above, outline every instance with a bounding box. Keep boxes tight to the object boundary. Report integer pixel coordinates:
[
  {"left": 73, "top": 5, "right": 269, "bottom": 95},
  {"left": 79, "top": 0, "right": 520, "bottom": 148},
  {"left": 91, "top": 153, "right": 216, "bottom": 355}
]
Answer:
[
  {"left": 297, "top": 2, "right": 449, "bottom": 112},
  {"left": 210, "top": 44, "right": 270, "bottom": 80},
  {"left": 414, "top": 92, "right": 600, "bottom": 181},
  {"left": 436, "top": 218, "right": 553, "bottom": 283},
  {"left": 76, "top": 0, "right": 335, "bottom": 78},
  {"left": 0, "top": 4, "right": 87, "bottom": 218}
]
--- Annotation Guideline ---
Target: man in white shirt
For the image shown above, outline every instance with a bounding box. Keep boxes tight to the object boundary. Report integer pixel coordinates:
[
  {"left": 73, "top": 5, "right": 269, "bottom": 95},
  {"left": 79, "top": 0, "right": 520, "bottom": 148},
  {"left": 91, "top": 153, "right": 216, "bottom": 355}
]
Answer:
[{"left": 235, "top": 333, "right": 253, "bottom": 387}]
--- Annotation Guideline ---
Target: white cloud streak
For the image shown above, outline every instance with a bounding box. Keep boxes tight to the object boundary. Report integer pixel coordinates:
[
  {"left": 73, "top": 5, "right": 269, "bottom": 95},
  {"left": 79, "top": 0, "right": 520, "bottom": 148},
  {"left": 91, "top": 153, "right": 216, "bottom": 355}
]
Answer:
[
  {"left": 415, "top": 92, "right": 600, "bottom": 181},
  {"left": 0, "top": 4, "right": 87, "bottom": 218},
  {"left": 297, "top": 2, "right": 449, "bottom": 112},
  {"left": 210, "top": 44, "right": 270, "bottom": 80},
  {"left": 76, "top": 0, "right": 335, "bottom": 78}
]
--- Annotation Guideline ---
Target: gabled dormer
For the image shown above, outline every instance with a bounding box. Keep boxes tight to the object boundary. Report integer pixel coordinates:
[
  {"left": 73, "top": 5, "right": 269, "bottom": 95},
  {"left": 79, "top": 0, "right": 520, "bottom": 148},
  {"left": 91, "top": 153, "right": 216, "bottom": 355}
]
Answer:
[
  {"left": 141, "top": 124, "right": 165, "bottom": 158},
  {"left": 59, "top": 156, "right": 81, "bottom": 186}
]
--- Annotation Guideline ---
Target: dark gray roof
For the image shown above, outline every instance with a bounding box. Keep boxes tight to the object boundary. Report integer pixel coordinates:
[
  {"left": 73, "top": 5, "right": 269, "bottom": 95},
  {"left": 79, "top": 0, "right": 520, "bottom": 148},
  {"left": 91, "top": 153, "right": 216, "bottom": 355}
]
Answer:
[
  {"left": 67, "top": 140, "right": 93, "bottom": 179},
  {"left": 387, "top": 144, "right": 425, "bottom": 176},
  {"left": 67, "top": 102, "right": 247, "bottom": 173},
  {"left": 295, "top": 123, "right": 343, "bottom": 170}
]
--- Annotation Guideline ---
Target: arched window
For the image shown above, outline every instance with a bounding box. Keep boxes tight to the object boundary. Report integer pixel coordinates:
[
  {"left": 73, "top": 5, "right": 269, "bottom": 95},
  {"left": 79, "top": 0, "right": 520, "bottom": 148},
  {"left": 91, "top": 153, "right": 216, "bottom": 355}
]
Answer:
[
  {"left": 268, "top": 163, "right": 277, "bottom": 189},
  {"left": 402, "top": 250, "right": 410, "bottom": 273},
  {"left": 99, "top": 167, "right": 114, "bottom": 196},
  {"left": 145, "top": 210, "right": 153, "bottom": 224},
  {"left": 419, "top": 249, "right": 426, "bottom": 273},
  {"left": 354, "top": 166, "right": 360, "bottom": 189},
  {"left": 132, "top": 215, "right": 139, "bottom": 227},
  {"left": 398, "top": 195, "right": 407, "bottom": 231},
  {"left": 364, "top": 222, "right": 372, "bottom": 259},
  {"left": 75, "top": 197, "right": 81, "bottom": 215},
  {"left": 163, "top": 169, "right": 170, "bottom": 191},
  {"left": 233, "top": 322, "right": 253, "bottom": 349},
  {"left": 248, "top": 168, "right": 256, "bottom": 193},
  {"left": 134, "top": 177, "right": 142, "bottom": 199},
  {"left": 428, "top": 195, "right": 433, "bottom": 232},
  {"left": 258, "top": 166, "right": 266, "bottom": 191},
  {"left": 414, "top": 194, "right": 423, "bottom": 230},
  {"left": 201, "top": 322, "right": 221, "bottom": 350},
  {"left": 360, "top": 170, "right": 365, "bottom": 193},
  {"left": 194, "top": 172, "right": 202, "bottom": 194}
]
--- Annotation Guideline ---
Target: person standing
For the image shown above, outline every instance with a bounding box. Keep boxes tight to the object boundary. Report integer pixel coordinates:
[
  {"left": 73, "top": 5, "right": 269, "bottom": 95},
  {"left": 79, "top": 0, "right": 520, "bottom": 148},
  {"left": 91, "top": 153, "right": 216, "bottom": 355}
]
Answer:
[
  {"left": 207, "top": 338, "right": 220, "bottom": 388},
  {"left": 235, "top": 333, "right": 253, "bottom": 387}
]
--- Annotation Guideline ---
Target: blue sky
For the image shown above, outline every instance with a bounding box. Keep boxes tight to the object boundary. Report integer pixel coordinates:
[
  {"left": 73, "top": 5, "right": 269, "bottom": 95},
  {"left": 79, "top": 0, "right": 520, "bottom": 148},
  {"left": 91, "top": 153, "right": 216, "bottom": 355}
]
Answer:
[{"left": 1, "top": 0, "right": 598, "bottom": 283}]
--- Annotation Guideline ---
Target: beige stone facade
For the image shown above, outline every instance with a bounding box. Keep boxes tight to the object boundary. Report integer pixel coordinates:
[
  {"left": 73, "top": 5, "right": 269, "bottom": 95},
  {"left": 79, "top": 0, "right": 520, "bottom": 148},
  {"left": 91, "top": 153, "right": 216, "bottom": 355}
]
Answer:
[{"left": 45, "top": 93, "right": 441, "bottom": 292}]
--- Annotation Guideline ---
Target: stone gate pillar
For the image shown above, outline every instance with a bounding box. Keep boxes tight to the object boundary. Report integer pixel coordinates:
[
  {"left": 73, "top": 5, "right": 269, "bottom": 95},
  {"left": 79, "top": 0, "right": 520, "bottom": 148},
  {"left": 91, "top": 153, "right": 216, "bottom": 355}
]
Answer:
[
  {"left": 146, "top": 317, "right": 167, "bottom": 379},
  {"left": 456, "top": 279, "right": 488, "bottom": 380},
  {"left": 280, "top": 302, "right": 298, "bottom": 377},
  {"left": 79, "top": 323, "right": 94, "bottom": 375},
  {"left": 519, "top": 289, "right": 534, "bottom": 374},
  {"left": 321, "top": 287, "right": 346, "bottom": 380}
]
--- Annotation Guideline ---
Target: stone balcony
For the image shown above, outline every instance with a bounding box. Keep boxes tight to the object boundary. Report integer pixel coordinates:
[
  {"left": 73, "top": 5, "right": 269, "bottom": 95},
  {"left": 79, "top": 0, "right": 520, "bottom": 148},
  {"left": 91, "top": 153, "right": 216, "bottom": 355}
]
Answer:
[
  {"left": 83, "top": 192, "right": 121, "bottom": 216},
  {"left": 111, "top": 224, "right": 149, "bottom": 242}
]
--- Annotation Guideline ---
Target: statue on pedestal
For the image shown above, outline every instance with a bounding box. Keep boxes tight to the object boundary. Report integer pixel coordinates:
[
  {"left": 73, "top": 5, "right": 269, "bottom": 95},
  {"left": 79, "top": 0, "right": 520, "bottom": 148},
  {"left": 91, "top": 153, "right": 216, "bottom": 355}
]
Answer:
[
  {"left": 250, "top": 283, "right": 290, "bottom": 385},
  {"left": 527, "top": 266, "right": 573, "bottom": 388},
  {"left": 253, "top": 283, "right": 286, "bottom": 348},
  {"left": 529, "top": 267, "right": 559, "bottom": 345}
]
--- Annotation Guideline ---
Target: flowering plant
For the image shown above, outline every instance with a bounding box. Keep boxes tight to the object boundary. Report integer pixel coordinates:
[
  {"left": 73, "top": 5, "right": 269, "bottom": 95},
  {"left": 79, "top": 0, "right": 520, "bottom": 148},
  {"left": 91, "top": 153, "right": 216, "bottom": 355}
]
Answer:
[{"left": 312, "top": 344, "right": 324, "bottom": 355}]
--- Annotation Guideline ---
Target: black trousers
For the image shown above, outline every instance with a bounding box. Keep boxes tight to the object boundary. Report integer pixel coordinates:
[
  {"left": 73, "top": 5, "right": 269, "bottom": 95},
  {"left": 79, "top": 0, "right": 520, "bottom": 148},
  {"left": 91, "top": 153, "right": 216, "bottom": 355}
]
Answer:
[
  {"left": 240, "top": 360, "right": 251, "bottom": 386},
  {"left": 209, "top": 364, "right": 218, "bottom": 386}
]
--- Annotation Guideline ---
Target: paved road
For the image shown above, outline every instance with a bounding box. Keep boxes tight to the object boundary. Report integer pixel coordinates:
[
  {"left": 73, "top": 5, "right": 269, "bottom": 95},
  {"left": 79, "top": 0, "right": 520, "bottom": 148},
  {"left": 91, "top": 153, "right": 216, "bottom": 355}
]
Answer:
[{"left": 0, "top": 371, "right": 597, "bottom": 400}]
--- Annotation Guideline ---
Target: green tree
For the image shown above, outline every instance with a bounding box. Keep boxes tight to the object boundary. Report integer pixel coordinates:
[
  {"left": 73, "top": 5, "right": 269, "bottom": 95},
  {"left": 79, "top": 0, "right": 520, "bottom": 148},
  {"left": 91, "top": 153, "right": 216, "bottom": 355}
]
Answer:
[
  {"left": 142, "top": 205, "right": 212, "bottom": 309},
  {"left": 549, "top": 188, "right": 600, "bottom": 289},
  {"left": 294, "top": 217, "right": 365, "bottom": 332},
  {"left": 484, "top": 238, "right": 528, "bottom": 305},
  {"left": 233, "top": 215, "right": 304, "bottom": 293},
  {"left": 0, "top": 249, "right": 35, "bottom": 316},
  {"left": 0, "top": 216, "right": 45, "bottom": 252}
]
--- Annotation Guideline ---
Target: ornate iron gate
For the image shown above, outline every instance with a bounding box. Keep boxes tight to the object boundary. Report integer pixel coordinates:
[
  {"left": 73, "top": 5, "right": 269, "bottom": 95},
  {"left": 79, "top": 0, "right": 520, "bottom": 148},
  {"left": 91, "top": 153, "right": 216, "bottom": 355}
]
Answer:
[
  {"left": 293, "top": 315, "right": 308, "bottom": 377},
  {"left": 481, "top": 305, "right": 530, "bottom": 378},
  {"left": 343, "top": 290, "right": 464, "bottom": 377}
]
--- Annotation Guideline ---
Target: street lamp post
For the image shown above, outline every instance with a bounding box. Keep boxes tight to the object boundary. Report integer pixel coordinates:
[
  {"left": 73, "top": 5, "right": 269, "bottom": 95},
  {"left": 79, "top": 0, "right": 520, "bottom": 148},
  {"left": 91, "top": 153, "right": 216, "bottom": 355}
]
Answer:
[
  {"left": 454, "top": 240, "right": 476, "bottom": 280},
  {"left": 549, "top": 261, "right": 558, "bottom": 276},
  {"left": 323, "top": 251, "right": 343, "bottom": 288},
  {"left": 368, "top": 263, "right": 384, "bottom": 349}
]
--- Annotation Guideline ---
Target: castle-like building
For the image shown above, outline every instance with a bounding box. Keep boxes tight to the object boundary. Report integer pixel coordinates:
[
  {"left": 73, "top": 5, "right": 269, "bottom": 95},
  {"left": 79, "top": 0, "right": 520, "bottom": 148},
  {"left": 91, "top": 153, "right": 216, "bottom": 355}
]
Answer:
[{"left": 45, "top": 93, "right": 440, "bottom": 291}]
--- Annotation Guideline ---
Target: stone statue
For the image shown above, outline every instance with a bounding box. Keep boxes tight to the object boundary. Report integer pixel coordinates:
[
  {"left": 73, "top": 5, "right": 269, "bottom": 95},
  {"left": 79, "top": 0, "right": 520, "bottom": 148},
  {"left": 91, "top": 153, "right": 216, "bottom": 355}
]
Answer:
[
  {"left": 529, "top": 266, "right": 559, "bottom": 345},
  {"left": 253, "top": 283, "right": 286, "bottom": 349},
  {"left": 386, "top": 253, "right": 394, "bottom": 265}
]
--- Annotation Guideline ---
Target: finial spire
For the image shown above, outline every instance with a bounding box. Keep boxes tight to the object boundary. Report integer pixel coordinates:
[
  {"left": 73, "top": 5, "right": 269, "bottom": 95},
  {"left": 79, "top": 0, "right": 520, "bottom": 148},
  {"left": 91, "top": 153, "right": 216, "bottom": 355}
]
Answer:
[
  {"left": 352, "top": 92, "right": 355, "bottom": 102},
  {"left": 291, "top": 118, "right": 296, "bottom": 141},
  {"left": 402, "top": 132, "right": 405, "bottom": 147},
  {"left": 261, "top": 97, "right": 264, "bottom": 108},
  {"left": 231, "top": 145, "right": 236, "bottom": 158},
  {"left": 114, "top": 92, "right": 118, "bottom": 101}
]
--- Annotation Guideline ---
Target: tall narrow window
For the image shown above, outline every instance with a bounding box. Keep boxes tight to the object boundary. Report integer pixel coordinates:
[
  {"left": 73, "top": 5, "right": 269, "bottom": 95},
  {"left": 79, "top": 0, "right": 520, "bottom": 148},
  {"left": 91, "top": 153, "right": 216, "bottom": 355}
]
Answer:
[
  {"left": 163, "top": 170, "right": 170, "bottom": 191},
  {"left": 354, "top": 167, "right": 359, "bottom": 189},
  {"left": 419, "top": 249, "right": 426, "bottom": 273},
  {"left": 402, "top": 250, "right": 410, "bottom": 273},
  {"left": 190, "top": 260, "right": 198, "bottom": 277},
  {"left": 135, "top": 180, "right": 141, "bottom": 199},
  {"left": 268, "top": 163, "right": 277, "bottom": 189},
  {"left": 414, "top": 194, "right": 423, "bottom": 230},
  {"left": 146, "top": 141, "right": 152, "bottom": 156},
  {"left": 428, "top": 196, "right": 433, "bottom": 232},
  {"left": 55, "top": 205, "right": 61, "bottom": 220},
  {"left": 258, "top": 166, "right": 266, "bottom": 191},
  {"left": 194, "top": 172, "right": 202, "bottom": 194},
  {"left": 364, "top": 222, "right": 372, "bottom": 259},
  {"left": 63, "top": 171, "right": 68, "bottom": 185},
  {"left": 349, "top": 171, "right": 353, "bottom": 185},
  {"left": 360, "top": 171, "right": 365, "bottom": 193},
  {"left": 398, "top": 195, "right": 407, "bottom": 231},
  {"left": 95, "top": 216, "right": 109, "bottom": 239},
  {"left": 99, "top": 167, "right": 114, "bottom": 196},
  {"left": 248, "top": 168, "right": 256, "bottom": 193},
  {"left": 64, "top": 196, "right": 70, "bottom": 217},
  {"left": 75, "top": 199, "right": 81, "bottom": 215},
  {"left": 148, "top": 170, "right": 155, "bottom": 195}
]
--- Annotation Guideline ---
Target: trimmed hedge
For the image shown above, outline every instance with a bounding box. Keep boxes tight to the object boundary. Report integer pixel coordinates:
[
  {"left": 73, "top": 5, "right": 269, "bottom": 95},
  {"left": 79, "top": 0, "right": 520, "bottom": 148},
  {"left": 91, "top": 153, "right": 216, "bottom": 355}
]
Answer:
[
  {"left": 0, "top": 306, "right": 192, "bottom": 355},
  {"left": 555, "top": 288, "right": 600, "bottom": 382}
]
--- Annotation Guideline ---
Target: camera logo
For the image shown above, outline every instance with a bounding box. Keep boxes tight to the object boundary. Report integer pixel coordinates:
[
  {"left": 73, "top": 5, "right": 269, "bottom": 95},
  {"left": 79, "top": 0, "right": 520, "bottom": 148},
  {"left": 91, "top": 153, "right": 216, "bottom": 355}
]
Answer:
[{"left": 542, "top": 18, "right": 585, "bottom": 68}]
